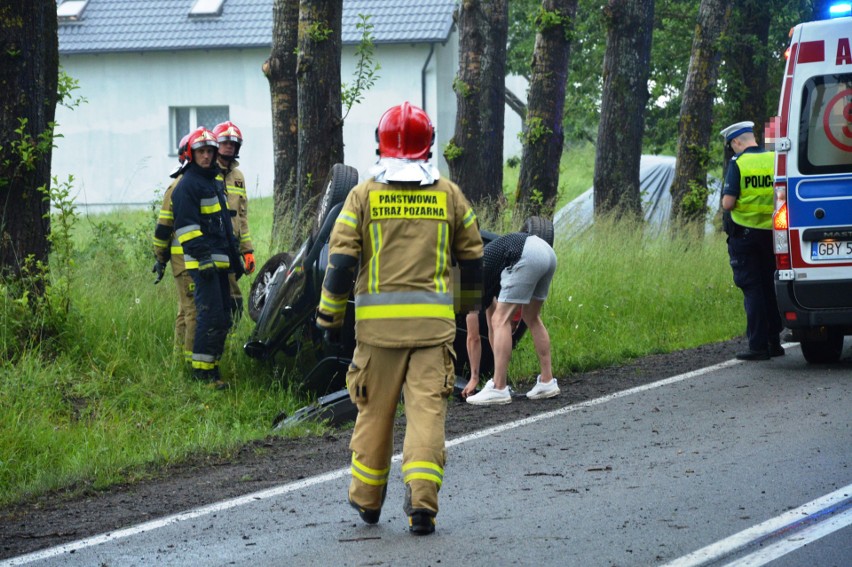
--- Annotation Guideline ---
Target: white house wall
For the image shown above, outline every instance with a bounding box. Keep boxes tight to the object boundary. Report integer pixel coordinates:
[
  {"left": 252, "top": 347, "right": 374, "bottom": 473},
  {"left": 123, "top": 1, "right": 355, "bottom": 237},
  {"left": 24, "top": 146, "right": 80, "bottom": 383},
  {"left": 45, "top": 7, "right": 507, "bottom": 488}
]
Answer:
[{"left": 54, "top": 41, "right": 525, "bottom": 208}]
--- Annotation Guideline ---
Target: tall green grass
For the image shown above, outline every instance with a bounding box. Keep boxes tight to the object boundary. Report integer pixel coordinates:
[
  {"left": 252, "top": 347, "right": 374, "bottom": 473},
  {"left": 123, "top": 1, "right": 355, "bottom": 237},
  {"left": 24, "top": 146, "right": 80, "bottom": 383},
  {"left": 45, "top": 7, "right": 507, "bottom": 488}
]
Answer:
[
  {"left": 0, "top": 146, "right": 743, "bottom": 506},
  {"left": 506, "top": 217, "right": 742, "bottom": 379}
]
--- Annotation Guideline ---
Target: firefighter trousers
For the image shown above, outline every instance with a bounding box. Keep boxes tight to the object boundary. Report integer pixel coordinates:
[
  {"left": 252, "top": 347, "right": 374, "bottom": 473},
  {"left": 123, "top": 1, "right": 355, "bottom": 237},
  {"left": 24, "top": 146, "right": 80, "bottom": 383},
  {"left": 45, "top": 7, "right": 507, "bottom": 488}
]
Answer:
[
  {"left": 174, "top": 270, "right": 196, "bottom": 364},
  {"left": 346, "top": 342, "right": 455, "bottom": 517},
  {"left": 189, "top": 270, "right": 232, "bottom": 372},
  {"left": 227, "top": 273, "right": 243, "bottom": 325}
]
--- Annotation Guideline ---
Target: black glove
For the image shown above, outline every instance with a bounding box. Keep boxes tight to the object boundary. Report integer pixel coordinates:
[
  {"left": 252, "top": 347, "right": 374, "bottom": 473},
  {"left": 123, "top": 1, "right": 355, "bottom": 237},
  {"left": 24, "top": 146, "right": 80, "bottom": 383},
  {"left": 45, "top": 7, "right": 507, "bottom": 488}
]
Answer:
[
  {"left": 323, "top": 327, "right": 341, "bottom": 345},
  {"left": 152, "top": 261, "right": 167, "bottom": 284},
  {"left": 197, "top": 256, "right": 216, "bottom": 279},
  {"left": 228, "top": 248, "right": 245, "bottom": 281}
]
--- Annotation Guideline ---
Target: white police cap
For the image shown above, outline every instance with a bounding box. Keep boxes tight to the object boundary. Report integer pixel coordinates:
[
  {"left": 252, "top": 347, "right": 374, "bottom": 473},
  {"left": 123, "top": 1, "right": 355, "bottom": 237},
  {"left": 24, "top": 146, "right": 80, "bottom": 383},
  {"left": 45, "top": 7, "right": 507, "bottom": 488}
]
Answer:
[{"left": 720, "top": 121, "right": 754, "bottom": 142}]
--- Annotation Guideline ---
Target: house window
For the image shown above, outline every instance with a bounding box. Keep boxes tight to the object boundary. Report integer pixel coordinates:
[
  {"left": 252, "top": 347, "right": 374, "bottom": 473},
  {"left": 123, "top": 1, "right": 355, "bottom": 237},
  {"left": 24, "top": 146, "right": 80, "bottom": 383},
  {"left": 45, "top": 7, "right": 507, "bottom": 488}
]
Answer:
[
  {"left": 57, "top": 0, "right": 89, "bottom": 22},
  {"left": 189, "top": 0, "right": 225, "bottom": 18},
  {"left": 170, "top": 106, "right": 229, "bottom": 155}
]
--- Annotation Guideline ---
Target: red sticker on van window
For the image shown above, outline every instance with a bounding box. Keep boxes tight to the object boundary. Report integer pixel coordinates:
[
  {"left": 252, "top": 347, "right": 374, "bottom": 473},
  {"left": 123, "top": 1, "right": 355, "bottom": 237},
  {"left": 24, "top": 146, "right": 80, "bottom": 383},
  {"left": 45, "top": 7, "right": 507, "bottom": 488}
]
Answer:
[
  {"left": 823, "top": 89, "right": 852, "bottom": 152},
  {"left": 798, "top": 40, "right": 825, "bottom": 64}
]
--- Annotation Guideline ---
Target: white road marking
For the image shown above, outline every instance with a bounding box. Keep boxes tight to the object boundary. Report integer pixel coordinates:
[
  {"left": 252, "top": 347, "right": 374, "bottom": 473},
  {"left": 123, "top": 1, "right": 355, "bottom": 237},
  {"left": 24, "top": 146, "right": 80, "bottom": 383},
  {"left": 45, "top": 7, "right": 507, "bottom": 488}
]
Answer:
[
  {"left": 0, "top": 355, "right": 791, "bottom": 566},
  {"left": 724, "top": 507, "right": 852, "bottom": 567},
  {"left": 661, "top": 484, "right": 852, "bottom": 567},
  {"left": 446, "top": 359, "right": 742, "bottom": 448}
]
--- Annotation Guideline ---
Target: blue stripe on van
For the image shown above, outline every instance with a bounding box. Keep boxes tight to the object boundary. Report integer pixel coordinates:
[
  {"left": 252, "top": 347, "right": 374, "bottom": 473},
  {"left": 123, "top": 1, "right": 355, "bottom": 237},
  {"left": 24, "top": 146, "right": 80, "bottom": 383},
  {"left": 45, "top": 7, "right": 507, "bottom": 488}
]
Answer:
[{"left": 788, "top": 175, "right": 852, "bottom": 226}]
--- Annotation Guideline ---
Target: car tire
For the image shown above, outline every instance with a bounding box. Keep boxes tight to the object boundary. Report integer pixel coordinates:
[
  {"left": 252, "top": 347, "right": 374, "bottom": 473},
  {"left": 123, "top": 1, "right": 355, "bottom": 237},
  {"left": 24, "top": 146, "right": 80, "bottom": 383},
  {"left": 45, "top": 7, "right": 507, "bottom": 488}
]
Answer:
[
  {"left": 316, "top": 164, "right": 358, "bottom": 229},
  {"left": 800, "top": 330, "right": 844, "bottom": 364},
  {"left": 522, "top": 216, "right": 555, "bottom": 247},
  {"left": 248, "top": 252, "right": 293, "bottom": 322}
]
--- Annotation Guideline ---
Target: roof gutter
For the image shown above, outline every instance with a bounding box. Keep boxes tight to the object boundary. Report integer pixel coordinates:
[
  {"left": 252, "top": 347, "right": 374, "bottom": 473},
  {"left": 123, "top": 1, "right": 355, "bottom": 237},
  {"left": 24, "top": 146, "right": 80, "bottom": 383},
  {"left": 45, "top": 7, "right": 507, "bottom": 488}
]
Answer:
[{"left": 421, "top": 43, "right": 435, "bottom": 112}]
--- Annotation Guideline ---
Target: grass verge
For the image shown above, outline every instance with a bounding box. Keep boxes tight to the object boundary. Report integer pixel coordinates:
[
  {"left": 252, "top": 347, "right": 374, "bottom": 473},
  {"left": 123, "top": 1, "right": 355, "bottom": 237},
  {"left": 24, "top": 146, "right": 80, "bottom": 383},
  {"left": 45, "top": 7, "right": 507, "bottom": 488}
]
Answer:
[{"left": 0, "top": 150, "right": 742, "bottom": 507}]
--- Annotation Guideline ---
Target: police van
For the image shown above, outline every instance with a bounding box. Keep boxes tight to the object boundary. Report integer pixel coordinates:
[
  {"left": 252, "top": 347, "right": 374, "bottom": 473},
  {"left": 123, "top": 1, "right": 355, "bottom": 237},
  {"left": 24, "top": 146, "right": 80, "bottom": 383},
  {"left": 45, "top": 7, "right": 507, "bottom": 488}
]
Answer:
[{"left": 772, "top": 3, "right": 852, "bottom": 363}]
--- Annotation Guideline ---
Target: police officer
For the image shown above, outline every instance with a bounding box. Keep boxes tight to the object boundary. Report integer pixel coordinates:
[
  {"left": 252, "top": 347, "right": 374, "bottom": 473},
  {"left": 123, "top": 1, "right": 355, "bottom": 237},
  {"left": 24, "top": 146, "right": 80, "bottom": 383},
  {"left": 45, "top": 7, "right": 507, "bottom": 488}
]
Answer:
[
  {"left": 720, "top": 121, "right": 784, "bottom": 360},
  {"left": 316, "top": 102, "right": 483, "bottom": 535},
  {"left": 153, "top": 130, "right": 198, "bottom": 366},
  {"left": 212, "top": 121, "right": 255, "bottom": 323},
  {"left": 172, "top": 127, "right": 244, "bottom": 389}
]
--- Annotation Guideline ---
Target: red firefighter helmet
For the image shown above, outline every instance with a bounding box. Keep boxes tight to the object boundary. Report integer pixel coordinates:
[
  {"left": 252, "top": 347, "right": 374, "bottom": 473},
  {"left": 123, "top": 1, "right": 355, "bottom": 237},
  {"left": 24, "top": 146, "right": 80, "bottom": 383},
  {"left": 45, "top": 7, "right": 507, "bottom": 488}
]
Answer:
[
  {"left": 185, "top": 127, "right": 218, "bottom": 163},
  {"left": 177, "top": 132, "right": 192, "bottom": 164},
  {"left": 376, "top": 102, "right": 435, "bottom": 160},
  {"left": 212, "top": 121, "right": 243, "bottom": 150}
]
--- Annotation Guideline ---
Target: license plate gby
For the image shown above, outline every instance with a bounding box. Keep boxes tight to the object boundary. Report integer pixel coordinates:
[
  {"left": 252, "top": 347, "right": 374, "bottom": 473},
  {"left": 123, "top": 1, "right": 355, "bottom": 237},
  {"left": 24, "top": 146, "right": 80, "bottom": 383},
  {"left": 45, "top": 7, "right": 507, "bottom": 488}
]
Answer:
[{"left": 811, "top": 240, "right": 852, "bottom": 260}]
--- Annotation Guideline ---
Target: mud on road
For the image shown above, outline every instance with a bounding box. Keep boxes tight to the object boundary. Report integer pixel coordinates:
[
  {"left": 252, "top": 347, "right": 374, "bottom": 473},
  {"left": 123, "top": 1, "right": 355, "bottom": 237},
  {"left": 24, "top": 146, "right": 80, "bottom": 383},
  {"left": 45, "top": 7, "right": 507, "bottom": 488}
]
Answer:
[{"left": 0, "top": 337, "right": 747, "bottom": 559}]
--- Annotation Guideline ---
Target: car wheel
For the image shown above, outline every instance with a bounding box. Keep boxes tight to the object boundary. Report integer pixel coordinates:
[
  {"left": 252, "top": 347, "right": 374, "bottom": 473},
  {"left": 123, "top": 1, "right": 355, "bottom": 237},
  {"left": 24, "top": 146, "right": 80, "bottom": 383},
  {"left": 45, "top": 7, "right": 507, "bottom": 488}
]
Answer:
[
  {"left": 800, "top": 330, "right": 844, "bottom": 363},
  {"left": 522, "top": 216, "right": 554, "bottom": 247},
  {"left": 248, "top": 252, "right": 293, "bottom": 322},
  {"left": 316, "top": 164, "right": 358, "bottom": 229}
]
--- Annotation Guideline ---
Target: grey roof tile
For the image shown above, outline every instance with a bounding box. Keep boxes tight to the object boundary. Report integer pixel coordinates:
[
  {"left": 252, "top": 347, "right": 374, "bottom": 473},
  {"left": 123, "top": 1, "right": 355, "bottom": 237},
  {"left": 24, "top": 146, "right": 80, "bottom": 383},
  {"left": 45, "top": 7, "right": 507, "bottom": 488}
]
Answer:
[{"left": 58, "top": 0, "right": 457, "bottom": 54}]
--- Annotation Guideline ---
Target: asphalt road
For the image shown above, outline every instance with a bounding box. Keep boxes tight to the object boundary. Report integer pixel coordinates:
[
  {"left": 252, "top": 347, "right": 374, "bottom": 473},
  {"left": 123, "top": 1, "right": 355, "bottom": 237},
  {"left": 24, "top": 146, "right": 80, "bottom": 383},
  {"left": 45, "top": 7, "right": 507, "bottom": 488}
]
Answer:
[{"left": 4, "top": 343, "right": 850, "bottom": 567}]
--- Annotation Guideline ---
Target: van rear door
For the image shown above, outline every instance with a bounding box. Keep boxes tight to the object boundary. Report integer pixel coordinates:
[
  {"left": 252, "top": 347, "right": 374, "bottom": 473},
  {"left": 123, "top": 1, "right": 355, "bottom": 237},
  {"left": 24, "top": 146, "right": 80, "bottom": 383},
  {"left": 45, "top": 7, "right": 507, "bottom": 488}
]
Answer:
[{"left": 773, "top": 16, "right": 852, "bottom": 362}]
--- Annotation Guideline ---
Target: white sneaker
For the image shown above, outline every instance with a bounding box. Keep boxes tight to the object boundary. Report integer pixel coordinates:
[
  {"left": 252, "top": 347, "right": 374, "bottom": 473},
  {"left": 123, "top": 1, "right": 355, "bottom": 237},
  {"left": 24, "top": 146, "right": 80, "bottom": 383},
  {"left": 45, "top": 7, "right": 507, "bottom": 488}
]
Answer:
[
  {"left": 483, "top": 379, "right": 494, "bottom": 390},
  {"left": 526, "top": 376, "right": 560, "bottom": 399},
  {"left": 466, "top": 385, "right": 511, "bottom": 405}
]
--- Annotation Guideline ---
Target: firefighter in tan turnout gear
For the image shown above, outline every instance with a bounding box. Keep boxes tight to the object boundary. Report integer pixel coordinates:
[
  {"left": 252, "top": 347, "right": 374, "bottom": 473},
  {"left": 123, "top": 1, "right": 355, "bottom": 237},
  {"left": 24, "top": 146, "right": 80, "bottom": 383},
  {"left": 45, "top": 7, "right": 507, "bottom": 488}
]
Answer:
[
  {"left": 212, "top": 121, "right": 255, "bottom": 322},
  {"left": 316, "top": 102, "right": 483, "bottom": 535},
  {"left": 152, "top": 130, "right": 198, "bottom": 365}
]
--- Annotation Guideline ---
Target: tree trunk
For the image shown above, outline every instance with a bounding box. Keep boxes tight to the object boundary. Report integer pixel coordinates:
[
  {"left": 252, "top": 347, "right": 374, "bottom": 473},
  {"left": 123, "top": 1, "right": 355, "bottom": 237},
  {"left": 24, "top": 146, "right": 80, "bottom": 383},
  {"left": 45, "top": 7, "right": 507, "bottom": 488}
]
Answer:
[
  {"left": 446, "top": 0, "right": 508, "bottom": 206},
  {"left": 516, "top": 0, "right": 577, "bottom": 218},
  {"left": 0, "top": 0, "right": 58, "bottom": 280},
  {"left": 593, "top": 0, "right": 654, "bottom": 221},
  {"left": 721, "top": 0, "right": 772, "bottom": 144},
  {"left": 669, "top": 0, "right": 731, "bottom": 226},
  {"left": 263, "top": 0, "right": 300, "bottom": 248},
  {"left": 296, "top": 0, "right": 343, "bottom": 226}
]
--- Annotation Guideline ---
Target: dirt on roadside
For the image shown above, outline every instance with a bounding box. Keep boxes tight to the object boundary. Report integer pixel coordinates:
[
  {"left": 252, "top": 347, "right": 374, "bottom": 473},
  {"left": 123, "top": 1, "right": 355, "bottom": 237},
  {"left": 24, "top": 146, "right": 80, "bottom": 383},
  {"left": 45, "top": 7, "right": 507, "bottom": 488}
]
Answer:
[{"left": 0, "top": 337, "right": 747, "bottom": 560}]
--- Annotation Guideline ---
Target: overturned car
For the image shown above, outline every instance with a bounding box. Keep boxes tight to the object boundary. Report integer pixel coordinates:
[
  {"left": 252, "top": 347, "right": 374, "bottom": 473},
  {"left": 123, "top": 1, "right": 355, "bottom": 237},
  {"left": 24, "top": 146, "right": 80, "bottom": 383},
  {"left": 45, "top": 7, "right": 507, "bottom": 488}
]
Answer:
[{"left": 244, "top": 164, "right": 554, "bottom": 426}]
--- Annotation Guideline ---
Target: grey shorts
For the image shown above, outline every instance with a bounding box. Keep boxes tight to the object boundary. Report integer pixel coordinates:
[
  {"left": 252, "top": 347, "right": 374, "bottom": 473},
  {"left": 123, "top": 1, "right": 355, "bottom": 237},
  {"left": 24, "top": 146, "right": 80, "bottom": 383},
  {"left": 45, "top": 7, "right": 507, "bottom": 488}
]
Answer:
[{"left": 497, "top": 235, "right": 557, "bottom": 304}]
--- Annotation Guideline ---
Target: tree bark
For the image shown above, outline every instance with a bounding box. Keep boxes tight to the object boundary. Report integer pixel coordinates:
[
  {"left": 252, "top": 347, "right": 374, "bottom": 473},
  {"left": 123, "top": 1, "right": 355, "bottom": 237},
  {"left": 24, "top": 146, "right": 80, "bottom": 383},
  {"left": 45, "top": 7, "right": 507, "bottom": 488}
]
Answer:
[
  {"left": 669, "top": 0, "right": 731, "bottom": 226},
  {"left": 516, "top": 0, "right": 577, "bottom": 218},
  {"left": 446, "top": 0, "right": 508, "bottom": 206},
  {"left": 0, "top": 0, "right": 58, "bottom": 279},
  {"left": 593, "top": 0, "right": 654, "bottom": 221},
  {"left": 296, "top": 0, "right": 343, "bottom": 226},
  {"left": 263, "top": 0, "right": 300, "bottom": 247},
  {"left": 721, "top": 0, "right": 772, "bottom": 144}
]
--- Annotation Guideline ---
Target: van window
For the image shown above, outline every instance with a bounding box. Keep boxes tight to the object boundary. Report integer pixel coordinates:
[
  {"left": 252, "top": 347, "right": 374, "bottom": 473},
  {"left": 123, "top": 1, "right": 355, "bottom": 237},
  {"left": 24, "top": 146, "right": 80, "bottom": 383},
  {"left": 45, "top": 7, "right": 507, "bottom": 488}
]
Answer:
[{"left": 798, "top": 73, "right": 852, "bottom": 174}]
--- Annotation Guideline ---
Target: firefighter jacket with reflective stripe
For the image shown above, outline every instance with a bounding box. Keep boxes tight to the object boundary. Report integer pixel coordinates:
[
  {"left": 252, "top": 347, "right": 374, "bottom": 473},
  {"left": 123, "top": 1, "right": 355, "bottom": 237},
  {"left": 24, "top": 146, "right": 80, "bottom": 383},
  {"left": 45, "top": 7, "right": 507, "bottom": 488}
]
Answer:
[
  {"left": 152, "top": 175, "right": 188, "bottom": 274},
  {"left": 216, "top": 159, "right": 254, "bottom": 255},
  {"left": 171, "top": 163, "right": 238, "bottom": 271},
  {"left": 318, "top": 177, "right": 483, "bottom": 348},
  {"left": 728, "top": 149, "right": 775, "bottom": 230}
]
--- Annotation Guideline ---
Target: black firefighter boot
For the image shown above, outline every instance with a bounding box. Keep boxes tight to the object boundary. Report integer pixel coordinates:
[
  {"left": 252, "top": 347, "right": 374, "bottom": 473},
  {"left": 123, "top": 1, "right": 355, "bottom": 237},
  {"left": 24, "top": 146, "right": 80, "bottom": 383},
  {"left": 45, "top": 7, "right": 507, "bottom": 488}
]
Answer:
[
  {"left": 403, "top": 484, "right": 436, "bottom": 535},
  {"left": 349, "top": 485, "right": 387, "bottom": 525},
  {"left": 192, "top": 367, "right": 229, "bottom": 391}
]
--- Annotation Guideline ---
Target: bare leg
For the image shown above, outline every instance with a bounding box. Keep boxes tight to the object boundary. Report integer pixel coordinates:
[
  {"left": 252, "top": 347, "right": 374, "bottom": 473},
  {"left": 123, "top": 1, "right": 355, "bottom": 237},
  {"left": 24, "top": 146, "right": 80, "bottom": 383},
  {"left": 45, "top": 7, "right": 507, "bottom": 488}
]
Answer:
[
  {"left": 489, "top": 300, "right": 519, "bottom": 390},
  {"left": 521, "top": 299, "right": 553, "bottom": 383}
]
